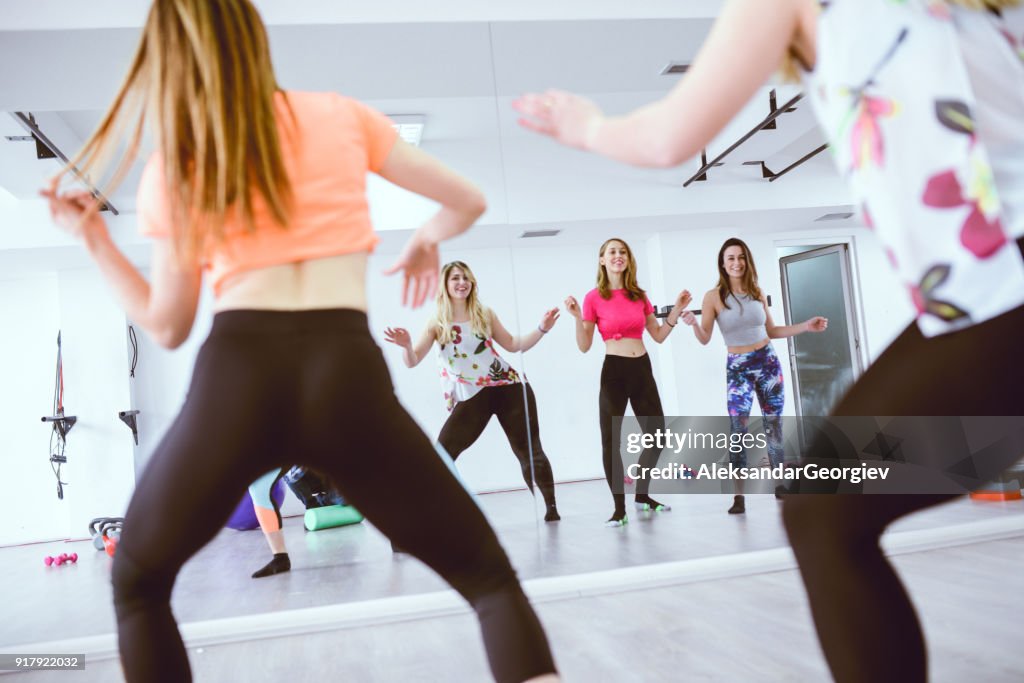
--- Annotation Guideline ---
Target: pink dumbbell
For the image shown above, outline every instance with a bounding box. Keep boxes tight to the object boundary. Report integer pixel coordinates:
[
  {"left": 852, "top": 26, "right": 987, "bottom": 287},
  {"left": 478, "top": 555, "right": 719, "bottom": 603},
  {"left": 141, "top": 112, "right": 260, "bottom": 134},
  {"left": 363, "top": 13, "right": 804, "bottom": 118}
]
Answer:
[{"left": 44, "top": 552, "right": 78, "bottom": 567}]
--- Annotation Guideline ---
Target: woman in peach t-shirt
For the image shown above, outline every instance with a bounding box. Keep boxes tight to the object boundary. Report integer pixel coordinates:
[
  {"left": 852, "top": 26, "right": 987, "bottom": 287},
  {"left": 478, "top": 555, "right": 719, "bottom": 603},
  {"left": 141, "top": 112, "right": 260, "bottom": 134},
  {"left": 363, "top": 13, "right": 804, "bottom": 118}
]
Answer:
[{"left": 42, "top": 2, "right": 557, "bottom": 682}]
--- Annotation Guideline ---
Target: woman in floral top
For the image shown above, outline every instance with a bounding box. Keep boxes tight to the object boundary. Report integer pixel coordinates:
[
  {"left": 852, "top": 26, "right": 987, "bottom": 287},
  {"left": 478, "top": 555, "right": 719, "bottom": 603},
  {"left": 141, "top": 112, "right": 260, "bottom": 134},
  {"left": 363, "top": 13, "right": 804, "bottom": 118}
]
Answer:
[
  {"left": 514, "top": 0, "right": 1024, "bottom": 679},
  {"left": 386, "top": 261, "right": 562, "bottom": 521}
]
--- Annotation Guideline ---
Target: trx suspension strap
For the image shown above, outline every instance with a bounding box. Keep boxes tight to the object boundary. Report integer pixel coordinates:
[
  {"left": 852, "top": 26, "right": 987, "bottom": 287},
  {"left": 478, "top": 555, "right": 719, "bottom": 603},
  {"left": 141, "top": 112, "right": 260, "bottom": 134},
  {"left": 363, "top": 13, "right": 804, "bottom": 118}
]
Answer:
[{"left": 41, "top": 331, "right": 77, "bottom": 500}]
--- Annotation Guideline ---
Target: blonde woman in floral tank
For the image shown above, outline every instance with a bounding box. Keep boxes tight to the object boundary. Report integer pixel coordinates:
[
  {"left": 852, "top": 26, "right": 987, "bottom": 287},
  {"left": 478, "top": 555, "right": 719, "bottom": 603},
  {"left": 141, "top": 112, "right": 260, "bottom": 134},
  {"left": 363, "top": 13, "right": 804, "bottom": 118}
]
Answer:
[{"left": 386, "top": 261, "right": 562, "bottom": 521}]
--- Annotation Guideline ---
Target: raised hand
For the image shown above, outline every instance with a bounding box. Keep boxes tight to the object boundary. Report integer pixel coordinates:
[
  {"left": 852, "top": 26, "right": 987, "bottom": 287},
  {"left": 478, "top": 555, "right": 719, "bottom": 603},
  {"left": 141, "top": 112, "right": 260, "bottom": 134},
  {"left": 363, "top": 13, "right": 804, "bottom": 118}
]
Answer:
[
  {"left": 564, "top": 295, "right": 582, "bottom": 320},
  {"left": 384, "top": 327, "right": 412, "bottom": 348},
  {"left": 511, "top": 90, "right": 604, "bottom": 150},
  {"left": 805, "top": 316, "right": 829, "bottom": 333},
  {"left": 383, "top": 232, "right": 439, "bottom": 308},
  {"left": 39, "top": 183, "right": 108, "bottom": 244},
  {"left": 676, "top": 289, "right": 693, "bottom": 310},
  {"left": 539, "top": 307, "right": 560, "bottom": 332}
]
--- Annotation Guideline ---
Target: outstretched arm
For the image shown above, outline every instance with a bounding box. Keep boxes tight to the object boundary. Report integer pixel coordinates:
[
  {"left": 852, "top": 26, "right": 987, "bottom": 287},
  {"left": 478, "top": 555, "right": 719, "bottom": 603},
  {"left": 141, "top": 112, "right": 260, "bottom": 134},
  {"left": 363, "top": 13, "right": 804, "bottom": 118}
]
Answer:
[
  {"left": 513, "top": 0, "right": 808, "bottom": 168},
  {"left": 384, "top": 322, "right": 437, "bottom": 368},
  {"left": 763, "top": 296, "right": 828, "bottom": 339},
  {"left": 379, "top": 141, "right": 488, "bottom": 307},
  {"left": 41, "top": 187, "right": 201, "bottom": 349},
  {"left": 490, "top": 308, "right": 560, "bottom": 354}
]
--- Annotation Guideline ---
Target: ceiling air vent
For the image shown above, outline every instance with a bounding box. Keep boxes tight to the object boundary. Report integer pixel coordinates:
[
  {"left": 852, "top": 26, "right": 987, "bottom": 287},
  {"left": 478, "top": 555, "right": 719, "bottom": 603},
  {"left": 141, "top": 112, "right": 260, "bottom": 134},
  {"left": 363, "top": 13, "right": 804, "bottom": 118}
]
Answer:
[
  {"left": 660, "top": 62, "right": 690, "bottom": 75},
  {"left": 815, "top": 212, "right": 854, "bottom": 221},
  {"left": 520, "top": 229, "right": 560, "bottom": 239}
]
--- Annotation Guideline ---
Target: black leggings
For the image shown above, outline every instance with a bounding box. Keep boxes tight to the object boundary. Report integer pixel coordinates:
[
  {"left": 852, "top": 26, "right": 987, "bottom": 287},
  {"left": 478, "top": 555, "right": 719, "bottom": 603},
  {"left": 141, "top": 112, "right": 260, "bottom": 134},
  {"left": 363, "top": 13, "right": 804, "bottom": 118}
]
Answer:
[
  {"left": 599, "top": 354, "right": 665, "bottom": 510},
  {"left": 783, "top": 301, "right": 1024, "bottom": 683},
  {"left": 437, "top": 383, "right": 557, "bottom": 507},
  {"left": 110, "top": 310, "right": 555, "bottom": 683}
]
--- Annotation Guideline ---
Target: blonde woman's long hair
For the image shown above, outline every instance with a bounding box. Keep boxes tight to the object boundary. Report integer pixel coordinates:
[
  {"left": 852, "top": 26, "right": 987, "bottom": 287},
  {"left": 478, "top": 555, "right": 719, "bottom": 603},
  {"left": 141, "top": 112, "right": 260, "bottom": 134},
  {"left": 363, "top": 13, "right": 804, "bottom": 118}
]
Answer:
[
  {"left": 596, "top": 238, "right": 646, "bottom": 301},
  {"left": 435, "top": 261, "right": 492, "bottom": 345},
  {"left": 780, "top": 0, "right": 1021, "bottom": 81},
  {"left": 57, "top": 0, "right": 293, "bottom": 262}
]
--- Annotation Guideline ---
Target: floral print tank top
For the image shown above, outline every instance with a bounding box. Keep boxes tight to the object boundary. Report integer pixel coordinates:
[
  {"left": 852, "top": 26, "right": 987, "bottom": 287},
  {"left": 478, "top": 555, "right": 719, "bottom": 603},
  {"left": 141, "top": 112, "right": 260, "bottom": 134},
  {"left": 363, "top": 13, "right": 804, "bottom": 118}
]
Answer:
[
  {"left": 806, "top": 0, "right": 1024, "bottom": 337},
  {"left": 437, "top": 323, "right": 521, "bottom": 412}
]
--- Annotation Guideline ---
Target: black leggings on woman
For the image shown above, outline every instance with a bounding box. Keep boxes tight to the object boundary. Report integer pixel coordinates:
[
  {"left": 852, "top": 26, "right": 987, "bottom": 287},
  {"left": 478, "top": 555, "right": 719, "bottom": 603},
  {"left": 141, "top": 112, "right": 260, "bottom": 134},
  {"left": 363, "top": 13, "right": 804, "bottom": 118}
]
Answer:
[
  {"left": 599, "top": 354, "right": 665, "bottom": 512},
  {"left": 110, "top": 310, "right": 555, "bottom": 683},
  {"left": 437, "top": 383, "right": 557, "bottom": 508},
  {"left": 783, "top": 300, "right": 1024, "bottom": 683}
]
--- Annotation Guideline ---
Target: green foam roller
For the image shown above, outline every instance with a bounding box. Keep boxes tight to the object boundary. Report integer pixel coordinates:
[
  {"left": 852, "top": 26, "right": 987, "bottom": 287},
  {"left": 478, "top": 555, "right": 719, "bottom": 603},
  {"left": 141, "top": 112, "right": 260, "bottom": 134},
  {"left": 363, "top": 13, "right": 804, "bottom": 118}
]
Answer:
[{"left": 304, "top": 504, "right": 364, "bottom": 531}]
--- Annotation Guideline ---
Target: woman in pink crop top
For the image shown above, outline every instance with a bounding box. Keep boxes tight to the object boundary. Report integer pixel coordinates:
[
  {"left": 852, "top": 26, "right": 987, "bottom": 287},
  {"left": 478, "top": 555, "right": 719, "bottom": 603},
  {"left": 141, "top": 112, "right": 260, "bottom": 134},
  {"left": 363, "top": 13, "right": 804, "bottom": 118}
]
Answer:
[
  {"left": 565, "top": 237, "right": 692, "bottom": 526},
  {"left": 41, "top": 2, "right": 557, "bottom": 682},
  {"left": 385, "top": 260, "right": 562, "bottom": 522}
]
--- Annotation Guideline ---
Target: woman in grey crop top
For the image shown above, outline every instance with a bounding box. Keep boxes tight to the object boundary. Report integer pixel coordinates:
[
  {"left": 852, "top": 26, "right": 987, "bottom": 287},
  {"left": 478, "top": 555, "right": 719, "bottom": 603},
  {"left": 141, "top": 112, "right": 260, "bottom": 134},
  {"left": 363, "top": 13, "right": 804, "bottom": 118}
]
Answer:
[{"left": 682, "top": 238, "right": 827, "bottom": 514}]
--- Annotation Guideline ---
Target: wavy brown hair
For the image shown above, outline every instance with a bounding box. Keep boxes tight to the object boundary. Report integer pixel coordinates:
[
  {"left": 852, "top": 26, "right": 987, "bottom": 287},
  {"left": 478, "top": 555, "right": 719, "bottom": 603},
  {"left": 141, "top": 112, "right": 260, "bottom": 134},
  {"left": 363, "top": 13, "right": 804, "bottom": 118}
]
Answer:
[
  {"left": 57, "top": 0, "right": 293, "bottom": 261},
  {"left": 596, "top": 237, "right": 646, "bottom": 301},
  {"left": 716, "top": 237, "right": 763, "bottom": 309}
]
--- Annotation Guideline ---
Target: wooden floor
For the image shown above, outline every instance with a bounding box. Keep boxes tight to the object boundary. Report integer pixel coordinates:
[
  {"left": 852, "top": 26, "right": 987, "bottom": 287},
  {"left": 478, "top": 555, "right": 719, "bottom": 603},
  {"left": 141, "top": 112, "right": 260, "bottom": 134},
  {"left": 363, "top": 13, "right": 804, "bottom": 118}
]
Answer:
[
  {"left": 13, "top": 535, "right": 1024, "bottom": 682},
  {"left": 3, "top": 479, "right": 1023, "bottom": 664}
]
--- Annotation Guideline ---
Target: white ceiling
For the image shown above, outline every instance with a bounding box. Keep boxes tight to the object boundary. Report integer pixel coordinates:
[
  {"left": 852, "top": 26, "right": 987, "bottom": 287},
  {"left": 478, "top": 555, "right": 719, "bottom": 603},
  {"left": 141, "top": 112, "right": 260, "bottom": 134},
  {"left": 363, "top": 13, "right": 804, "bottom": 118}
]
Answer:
[{"left": 0, "top": 3, "right": 853, "bottom": 265}]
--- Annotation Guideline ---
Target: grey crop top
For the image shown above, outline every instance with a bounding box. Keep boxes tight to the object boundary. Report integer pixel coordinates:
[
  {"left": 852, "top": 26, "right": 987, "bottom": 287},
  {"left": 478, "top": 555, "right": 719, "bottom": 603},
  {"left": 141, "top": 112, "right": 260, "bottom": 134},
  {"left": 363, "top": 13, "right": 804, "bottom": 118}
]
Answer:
[{"left": 716, "top": 292, "right": 768, "bottom": 347}]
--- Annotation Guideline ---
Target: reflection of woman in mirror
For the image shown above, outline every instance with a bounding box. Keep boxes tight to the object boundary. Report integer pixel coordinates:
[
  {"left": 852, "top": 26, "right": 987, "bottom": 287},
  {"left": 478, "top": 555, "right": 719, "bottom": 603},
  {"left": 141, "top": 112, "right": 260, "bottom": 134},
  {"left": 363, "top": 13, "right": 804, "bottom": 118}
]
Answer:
[
  {"left": 683, "top": 238, "right": 827, "bottom": 515},
  {"left": 565, "top": 238, "right": 691, "bottom": 527},
  {"left": 514, "top": 0, "right": 1024, "bottom": 680},
  {"left": 385, "top": 261, "right": 562, "bottom": 522},
  {"left": 41, "top": 1, "right": 559, "bottom": 679},
  {"left": 247, "top": 468, "right": 292, "bottom": 579}
]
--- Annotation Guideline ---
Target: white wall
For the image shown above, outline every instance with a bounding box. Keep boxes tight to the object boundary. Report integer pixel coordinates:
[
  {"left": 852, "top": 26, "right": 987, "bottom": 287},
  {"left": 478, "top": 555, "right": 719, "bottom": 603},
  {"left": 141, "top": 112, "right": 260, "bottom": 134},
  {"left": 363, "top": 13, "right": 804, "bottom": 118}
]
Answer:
[
  {"left": 0, "top": 274, "right": 66, "bottom": 545},
  {"left": 0, "top": 269, "right": 138, "bottom": 546},
  {"left": 56, "top": 269, "right": 137, "bottom": 540}
]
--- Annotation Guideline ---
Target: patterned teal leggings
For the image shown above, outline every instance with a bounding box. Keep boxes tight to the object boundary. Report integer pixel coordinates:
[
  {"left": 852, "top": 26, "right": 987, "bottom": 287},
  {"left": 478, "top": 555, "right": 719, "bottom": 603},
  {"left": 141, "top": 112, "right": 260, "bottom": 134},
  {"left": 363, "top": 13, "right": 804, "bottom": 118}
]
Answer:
[{"left": 726, "top": 344, "right": 785, "bottom": 467}]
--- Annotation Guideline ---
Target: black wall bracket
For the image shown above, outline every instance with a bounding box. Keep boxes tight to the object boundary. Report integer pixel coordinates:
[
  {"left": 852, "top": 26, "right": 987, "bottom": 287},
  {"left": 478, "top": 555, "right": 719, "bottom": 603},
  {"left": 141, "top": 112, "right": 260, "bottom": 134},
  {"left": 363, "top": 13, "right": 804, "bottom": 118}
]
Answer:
[
  {"left": 742, "top": 143, "right": 830, "bottom": 183},
  {"left": 683, "top": 90, "right": 803, "bottom": 188},
  {"left": 42, "top": 413, "right": 77, "bottom": 440},
  {"left": 119, "top": 410, "right": 140, "bottom": 445}
]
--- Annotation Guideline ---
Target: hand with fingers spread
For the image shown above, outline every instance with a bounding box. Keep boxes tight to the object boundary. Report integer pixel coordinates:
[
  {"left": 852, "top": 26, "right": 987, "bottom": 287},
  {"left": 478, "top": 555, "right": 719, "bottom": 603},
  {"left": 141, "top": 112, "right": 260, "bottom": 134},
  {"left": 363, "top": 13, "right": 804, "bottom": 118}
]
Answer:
[
  {"left": 539, "top": 307, "right": 560, "bottom": 333},
  {"left": 564, "top": 295, "right": 582, "bottom": 320},
  {"left": 383, "top": 326, "right": 413, "bottom": 349},
  {"left": 511, "top": 90, "right": 604, "bottom": 151},
  {"left": 384, "top": 232, "right": 439, "bottom": 308}
]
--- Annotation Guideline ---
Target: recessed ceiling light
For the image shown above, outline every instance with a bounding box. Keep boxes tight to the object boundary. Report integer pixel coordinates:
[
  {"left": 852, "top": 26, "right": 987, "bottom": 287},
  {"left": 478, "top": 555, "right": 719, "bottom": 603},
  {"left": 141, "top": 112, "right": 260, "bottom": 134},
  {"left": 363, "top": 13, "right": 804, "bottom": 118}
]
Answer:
[
  {"left": 815, "top": 212, "right": 855, "bottom": 221},
  {"left": 660, "top": 62, "right": 690, "bottom": 75},
  {"left": 389, "top": 114, "right": 425, "bottom": 147}
]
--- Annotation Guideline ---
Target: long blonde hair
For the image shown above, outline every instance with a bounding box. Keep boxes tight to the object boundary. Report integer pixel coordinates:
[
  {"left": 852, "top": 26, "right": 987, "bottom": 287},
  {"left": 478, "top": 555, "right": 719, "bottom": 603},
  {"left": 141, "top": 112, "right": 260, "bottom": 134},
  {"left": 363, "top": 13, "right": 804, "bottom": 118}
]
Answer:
[
  {"left": 435, "top": 261, "right": 492, "bottom": 345},
  {"left": 596, "top": 238, "right": 646, "bottom": 301},
  {"left": 781, "top": 0, "right": 1021, "bottom": 81},
  {"left": 58, "top": 0, "right": 293, "bottom": 261}
]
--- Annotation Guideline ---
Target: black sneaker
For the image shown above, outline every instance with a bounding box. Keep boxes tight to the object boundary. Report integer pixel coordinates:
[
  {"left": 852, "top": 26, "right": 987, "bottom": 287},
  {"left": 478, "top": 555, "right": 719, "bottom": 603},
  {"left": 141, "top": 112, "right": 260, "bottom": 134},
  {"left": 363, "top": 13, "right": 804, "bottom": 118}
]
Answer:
[{"left": 727, "top": 494, "right": 746, "bottom": 514}]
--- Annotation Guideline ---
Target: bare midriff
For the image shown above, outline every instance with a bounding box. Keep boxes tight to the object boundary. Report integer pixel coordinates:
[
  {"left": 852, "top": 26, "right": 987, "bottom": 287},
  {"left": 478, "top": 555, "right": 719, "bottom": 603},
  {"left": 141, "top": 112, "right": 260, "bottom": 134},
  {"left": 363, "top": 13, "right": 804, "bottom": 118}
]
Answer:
[
  {"left": 214, "top": 252, "right": 369, "bottom": 312},
  {"left": 726, "top": 337, "right": 770, "bottom": 355},
  {"left": 604, "top": 337, "right": 647, "bottom": 358}
]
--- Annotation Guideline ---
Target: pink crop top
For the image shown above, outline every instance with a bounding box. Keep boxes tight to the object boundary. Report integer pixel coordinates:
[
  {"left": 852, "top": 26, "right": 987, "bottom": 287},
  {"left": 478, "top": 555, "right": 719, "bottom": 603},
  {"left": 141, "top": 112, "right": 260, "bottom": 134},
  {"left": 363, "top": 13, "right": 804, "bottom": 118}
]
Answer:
[{"left": 582, "top": 288, "right": 653, "bottom": 341}]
